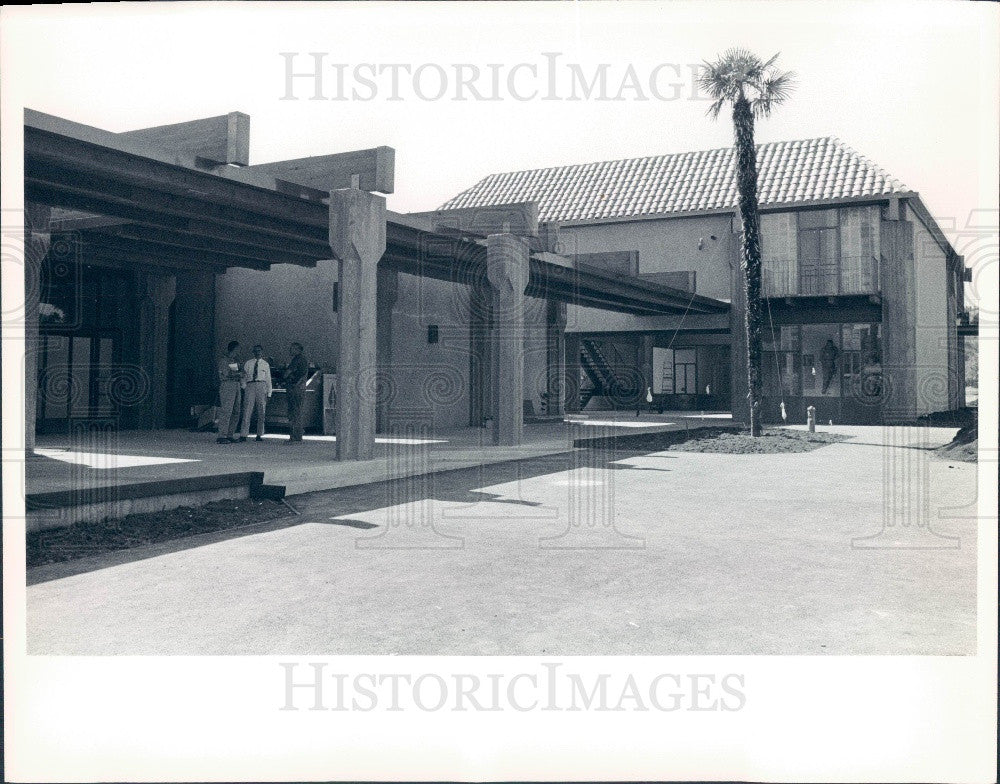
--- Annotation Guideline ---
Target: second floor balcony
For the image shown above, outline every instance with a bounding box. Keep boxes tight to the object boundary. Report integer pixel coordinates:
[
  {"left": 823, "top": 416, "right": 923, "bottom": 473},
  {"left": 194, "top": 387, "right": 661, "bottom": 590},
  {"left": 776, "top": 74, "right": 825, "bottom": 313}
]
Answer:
[{"left": 762, "top": 254, "right": 880, "bottom": 298}]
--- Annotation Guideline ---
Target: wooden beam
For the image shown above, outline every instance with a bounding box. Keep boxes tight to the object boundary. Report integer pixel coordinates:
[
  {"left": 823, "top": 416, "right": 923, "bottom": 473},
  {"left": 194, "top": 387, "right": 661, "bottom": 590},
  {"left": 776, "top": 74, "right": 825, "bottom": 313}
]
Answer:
[
  {"left": 117, "top": 113, "right": 251, "bottom": 166},
  {"left": 26, "top": 170, "right": 329, "bottom": 250},
  {"left": 89, "top": 224, "right": 321, "bottom": 267},
  {"left": 26, "top": 127, "right": 330, "bottom": 231},
  {"left": 77, "top": 244, "right": 232, "bottom": 274},
  {"left": 249, "top": 147, "right": 395, "bottom": 194},
  {"left": 33, "top": 183, "right": 332, "bottom": 262},
  {"left": 78, "top": 233, "right": 273, "bottom": 271}
]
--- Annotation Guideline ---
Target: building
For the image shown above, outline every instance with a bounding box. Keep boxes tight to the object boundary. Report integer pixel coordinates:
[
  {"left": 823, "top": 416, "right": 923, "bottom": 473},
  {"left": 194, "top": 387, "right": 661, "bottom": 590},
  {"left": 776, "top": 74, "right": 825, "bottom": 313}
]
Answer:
[
  {"left": 23, "top": 109, "right": 724, "bottom": 459},
  {"left": 440, "top": 138, "right": 971, "bottom": 424}
]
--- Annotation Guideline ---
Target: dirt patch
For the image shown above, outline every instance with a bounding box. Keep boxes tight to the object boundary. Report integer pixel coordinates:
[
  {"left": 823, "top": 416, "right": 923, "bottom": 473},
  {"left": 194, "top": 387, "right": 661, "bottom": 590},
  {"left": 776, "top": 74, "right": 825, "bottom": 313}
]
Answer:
[
  {"left": 27, "top": 498, "right": 291, "bottom": 568},
  {"left": 669, "top": 427, "right": 849, "bottom": 454},
  {"left": 935, "top": 423, "right": 978, "bottom": 463},
  {"left": 910, "top": 406, "right": 978, "bottom": 429},
  {"left": 579, "top": 426, "right": 848, "bottom": 454}
]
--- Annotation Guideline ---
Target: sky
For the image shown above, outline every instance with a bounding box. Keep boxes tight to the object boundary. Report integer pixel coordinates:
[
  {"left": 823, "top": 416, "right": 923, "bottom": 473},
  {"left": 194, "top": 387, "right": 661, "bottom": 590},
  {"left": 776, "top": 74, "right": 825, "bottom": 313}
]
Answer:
[{"left": 2, "top": 1, "right": 998, "bottom": 295}]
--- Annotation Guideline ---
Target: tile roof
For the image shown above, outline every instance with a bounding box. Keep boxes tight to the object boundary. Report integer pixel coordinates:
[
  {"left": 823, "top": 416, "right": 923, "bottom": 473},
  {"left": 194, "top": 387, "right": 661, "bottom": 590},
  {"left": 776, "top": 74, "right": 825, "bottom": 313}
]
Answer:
[{"left": 439, "top": 137, "right": 909, "bottom": 223}]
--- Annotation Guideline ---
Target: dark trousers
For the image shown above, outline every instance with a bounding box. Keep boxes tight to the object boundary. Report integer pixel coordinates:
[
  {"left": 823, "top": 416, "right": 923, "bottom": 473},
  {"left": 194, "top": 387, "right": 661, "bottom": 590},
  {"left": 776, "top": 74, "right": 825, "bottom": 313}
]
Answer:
[{"left": 287, "top": 385, "right": 305, "bottom": 441}]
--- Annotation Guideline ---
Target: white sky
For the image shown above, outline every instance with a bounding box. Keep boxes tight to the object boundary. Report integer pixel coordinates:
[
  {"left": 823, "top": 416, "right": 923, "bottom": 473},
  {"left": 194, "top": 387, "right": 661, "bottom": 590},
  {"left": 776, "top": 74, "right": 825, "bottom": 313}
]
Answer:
[{"left": 2, "top": 1, "right": 997, "bottom": 249}]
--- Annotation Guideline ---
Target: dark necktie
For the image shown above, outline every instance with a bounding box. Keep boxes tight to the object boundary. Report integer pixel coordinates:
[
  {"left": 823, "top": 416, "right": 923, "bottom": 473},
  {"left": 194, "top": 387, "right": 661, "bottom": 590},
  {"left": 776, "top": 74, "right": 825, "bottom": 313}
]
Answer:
[{"left": 253, "top": 359, "right": 259, "bottom": 381}]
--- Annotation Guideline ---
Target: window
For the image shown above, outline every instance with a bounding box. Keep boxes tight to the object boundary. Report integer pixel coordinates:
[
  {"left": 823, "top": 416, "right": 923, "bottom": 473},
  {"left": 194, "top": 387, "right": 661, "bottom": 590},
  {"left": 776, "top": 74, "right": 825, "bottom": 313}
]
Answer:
[
  {"left": 761, "top": 323, "right": 883, "bottom": 401},
  {"left": 841, "top": 323, "right": 882, "bottom": 401},
  {"left": 673, "top": 349, "right": 697, "bottom": 394},
  {"left": 761, "top": 212, "right": 798, "bottom": 297},
  {"left": 839, "top": 207, "right": 880, "bottom": 294},
  {"left": 653, "top": 348, "right": 675, "bottom": 393},
  {"left": 763, "top": 326, "right": 800, "bottom": 396},
  {"left": 798, "top": 210, "right": 839, "bottom": 295}
]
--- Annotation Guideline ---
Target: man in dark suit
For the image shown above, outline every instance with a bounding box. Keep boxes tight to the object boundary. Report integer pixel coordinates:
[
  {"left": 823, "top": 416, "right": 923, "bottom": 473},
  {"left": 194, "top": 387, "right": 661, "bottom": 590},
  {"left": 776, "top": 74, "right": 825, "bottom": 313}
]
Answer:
[{"left": 284, "top": 342, "right": 308, "bottom": 442}]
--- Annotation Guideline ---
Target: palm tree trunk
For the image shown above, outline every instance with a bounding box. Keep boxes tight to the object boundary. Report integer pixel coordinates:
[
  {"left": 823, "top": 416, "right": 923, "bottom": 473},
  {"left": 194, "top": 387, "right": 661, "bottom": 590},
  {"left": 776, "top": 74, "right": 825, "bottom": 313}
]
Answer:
[{"left": 732, "top": 97, "right": 763, "bottom": 436}]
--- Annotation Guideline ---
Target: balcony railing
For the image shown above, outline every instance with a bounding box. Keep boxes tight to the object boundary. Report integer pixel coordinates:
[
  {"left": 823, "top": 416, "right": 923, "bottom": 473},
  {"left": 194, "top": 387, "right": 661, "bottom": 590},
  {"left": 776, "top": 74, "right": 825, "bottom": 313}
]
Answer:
[{"left": 762, "top": 256, "right": 879, "bottom": 298}]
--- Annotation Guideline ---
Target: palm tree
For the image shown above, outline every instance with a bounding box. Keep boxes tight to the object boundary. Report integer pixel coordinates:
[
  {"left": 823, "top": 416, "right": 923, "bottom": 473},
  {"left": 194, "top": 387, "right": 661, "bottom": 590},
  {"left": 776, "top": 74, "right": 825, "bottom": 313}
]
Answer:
[{"left": 699, "top": 49, "right": 793, "bottom": 436}]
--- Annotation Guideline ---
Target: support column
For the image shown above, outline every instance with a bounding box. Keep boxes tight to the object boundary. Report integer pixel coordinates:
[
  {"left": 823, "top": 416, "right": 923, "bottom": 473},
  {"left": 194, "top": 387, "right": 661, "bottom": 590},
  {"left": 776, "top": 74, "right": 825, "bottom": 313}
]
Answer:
[
  {"left": 640, "top": 334, "right": 654, "bottom": 399},
  {"left": 546, "top": 299, "right": 567, "bottom": 416},
  {"left": 564, "top": 332, "right": 582, "bottom": 413},
  {"left": 23, "top": 203, "right": 51, "bottom": 452},
  {"left": 169, "top": 268, "right": 216, "bottom": 426},
  {"left": 330, "top": 188, "right": 386, "bottom": 461},
  {"left": 376, "top": 266, "right": 399, "bottom": 434},
  {"left": 487, "top": 233, "right": 529, "bottom": 446},
  {"left": 880, "top": 219, "right": 917, "bottom": 422},
  {"left": 468, "top": 280, "right": 492, "bottom": 427},
  {"left": 136, "top": 271, "right": 176, "bottom": 429}
]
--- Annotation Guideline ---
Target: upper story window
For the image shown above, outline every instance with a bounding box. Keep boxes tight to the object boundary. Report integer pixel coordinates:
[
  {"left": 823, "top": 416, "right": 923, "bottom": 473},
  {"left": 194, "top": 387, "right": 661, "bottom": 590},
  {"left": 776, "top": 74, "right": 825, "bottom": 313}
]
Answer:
[
  {"left": 761, "top": 206, "right": 881, "bottom": 297},
  {"left": 798, "top": 210, "right": 839, "bottom": 295}
]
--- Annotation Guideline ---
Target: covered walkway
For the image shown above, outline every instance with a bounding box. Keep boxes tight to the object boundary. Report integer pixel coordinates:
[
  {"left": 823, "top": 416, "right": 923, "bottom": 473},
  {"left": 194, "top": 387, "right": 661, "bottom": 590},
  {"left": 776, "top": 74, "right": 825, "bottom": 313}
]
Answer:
[
  {"left": 23, "top": 108, "right": 728, "bottom": 465},
  {"left": 27, "top": 412, "right": 723, "bottom": 497}
]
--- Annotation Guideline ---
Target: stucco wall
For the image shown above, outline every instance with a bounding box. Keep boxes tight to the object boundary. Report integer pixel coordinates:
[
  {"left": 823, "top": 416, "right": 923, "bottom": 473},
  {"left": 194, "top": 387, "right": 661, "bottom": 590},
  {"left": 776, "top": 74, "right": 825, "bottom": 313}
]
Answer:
[
  {"left": 557, "top": 213, "right": 735, "bottom": 333},
  {"left": 522, "top": 296, "right": 550, "bottom": 415},
  {"left": 910, "top": 210, "right": 950, "bottom": 415},
  {"left": 215, "top": 260, "right": 340, "bottom": 372},
  {"left": 388, "top": 273, "right": 471, "bottom": 431},
  {"left": 561, "top": 213, "right": 736, "bottom": 298}
]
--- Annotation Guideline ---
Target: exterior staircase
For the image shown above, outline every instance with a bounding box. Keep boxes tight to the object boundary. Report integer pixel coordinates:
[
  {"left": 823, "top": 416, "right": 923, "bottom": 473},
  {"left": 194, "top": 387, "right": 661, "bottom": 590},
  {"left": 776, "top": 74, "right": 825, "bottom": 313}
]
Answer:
[{"left": 580, "top": 338, "right": 631, "bottom": 409}]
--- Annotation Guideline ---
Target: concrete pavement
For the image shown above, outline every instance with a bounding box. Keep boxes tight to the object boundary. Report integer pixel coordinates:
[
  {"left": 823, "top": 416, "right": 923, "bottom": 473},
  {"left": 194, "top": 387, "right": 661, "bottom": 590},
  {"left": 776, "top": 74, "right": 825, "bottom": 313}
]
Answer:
[
  {"left": 28, "top": 412, "right": 724, "bottom": 497},
  {"left": 26, "top": 425, "right": 976, "bottom": 655}
]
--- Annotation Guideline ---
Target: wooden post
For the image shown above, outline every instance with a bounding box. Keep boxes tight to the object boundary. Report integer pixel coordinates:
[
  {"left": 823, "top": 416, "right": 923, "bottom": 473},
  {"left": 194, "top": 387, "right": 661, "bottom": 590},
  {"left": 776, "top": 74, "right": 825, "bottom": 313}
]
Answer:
[
  {"left": 880, "top": 219, "right": 917, "bottom": 422},
  {"left": 564, "top": 332, "right": 582, "bottom": 413},
  {"left": 487, "top": 233, "right": 529, "bottom": 446},
  {"left": 546, "top": 299, "right": 567, "bottom": 416},
  {"left": 23, "top": 203, "right": 51, "bottom": 452},
  {"left": 330, "top": 188, "right": 386, "bottom": 460},
  {"left": 136, "top": 271, "right": 177, "bottom": 429},
  {"left": 376, "top": 266, "right": 399, "bottom": 434},
  {"left": 468, "top": 280, "right": 491, "bottom": 427}
]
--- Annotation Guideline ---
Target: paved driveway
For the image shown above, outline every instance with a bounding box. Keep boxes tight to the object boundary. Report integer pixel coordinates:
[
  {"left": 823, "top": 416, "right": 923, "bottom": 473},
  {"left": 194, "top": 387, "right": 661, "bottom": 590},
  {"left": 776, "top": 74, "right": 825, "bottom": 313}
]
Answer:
[{"left": 26, "top": 426, "right": 977, "bottom": 655}]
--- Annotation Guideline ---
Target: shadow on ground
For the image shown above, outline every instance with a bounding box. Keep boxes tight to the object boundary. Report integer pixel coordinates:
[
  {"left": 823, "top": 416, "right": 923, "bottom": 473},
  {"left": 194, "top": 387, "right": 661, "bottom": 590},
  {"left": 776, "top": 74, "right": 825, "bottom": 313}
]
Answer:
[{"left": 26, "top": 439, "right": 679, "bottom": 585}]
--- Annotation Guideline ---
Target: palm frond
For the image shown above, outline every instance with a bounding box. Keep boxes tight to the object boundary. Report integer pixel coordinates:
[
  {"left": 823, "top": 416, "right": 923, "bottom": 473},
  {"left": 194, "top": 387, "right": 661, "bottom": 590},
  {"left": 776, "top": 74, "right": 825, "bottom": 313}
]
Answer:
[
  {"left": 763, "top": 70, "right": 795, "bottom": 103},
  {"left": 752, "top": 69, "right": 795, "bottom": 116},
  {"left": 701, "top": 49, "right": 794, "bottom": 119},
  {"left": 706, "top": 97, "right": 728, "bottom": 120}
]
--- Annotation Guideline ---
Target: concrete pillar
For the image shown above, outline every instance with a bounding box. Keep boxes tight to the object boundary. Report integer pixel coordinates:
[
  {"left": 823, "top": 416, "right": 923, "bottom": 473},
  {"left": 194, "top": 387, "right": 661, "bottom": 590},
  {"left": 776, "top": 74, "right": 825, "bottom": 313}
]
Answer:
[
  {"left": 564, "top": 332, "right": 582, "bottom": 413},
  {"left": 640, "top": 334, "right": 654, "bottom": 399},
  {"left": 468, "top": 280, "right": 492, "bottom": 427},
  {"left": 546, "top": 299, "right": 567, "bottom": 416},
  {"left": 487, "top": 233, "right": 530, "bottom": 446},
  {"left": 23, "top": 202, "right": 51, "bottom": 452},
  {"left": 880, "top": 219, "right": 917, "bottom": 422},
  {"left": 136, "top": 271, "right": 177, "bottom": 429},
  {"left": 376, "top": 266, "right": 399, "bottom": 434},
  {"left": 330, "top": 188, "right": 386, "bottom": 461},
  {"left": 169, "top": 269, "right": 216, "bottom": 426}
]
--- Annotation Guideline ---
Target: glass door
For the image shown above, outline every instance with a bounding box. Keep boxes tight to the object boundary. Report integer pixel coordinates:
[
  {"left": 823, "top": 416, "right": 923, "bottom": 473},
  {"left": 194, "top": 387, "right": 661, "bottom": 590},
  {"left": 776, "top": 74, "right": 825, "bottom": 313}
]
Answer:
[{"left": 37, "top": 330, "right": 120, "bottom": 433}]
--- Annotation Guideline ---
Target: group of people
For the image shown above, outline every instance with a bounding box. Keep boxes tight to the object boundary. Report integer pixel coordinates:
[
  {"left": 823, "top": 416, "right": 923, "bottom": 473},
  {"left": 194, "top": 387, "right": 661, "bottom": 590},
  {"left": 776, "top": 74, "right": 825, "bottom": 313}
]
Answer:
[{"left": 216, "top": 340, "right": 309, "bottom": 444}]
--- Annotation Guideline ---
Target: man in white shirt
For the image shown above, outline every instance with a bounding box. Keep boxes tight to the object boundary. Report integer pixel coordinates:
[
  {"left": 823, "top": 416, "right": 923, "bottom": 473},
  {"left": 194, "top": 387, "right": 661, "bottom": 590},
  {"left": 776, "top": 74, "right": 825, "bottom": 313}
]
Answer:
[{"left": 238, "top": 344, "right": 272, "bottom": 442}]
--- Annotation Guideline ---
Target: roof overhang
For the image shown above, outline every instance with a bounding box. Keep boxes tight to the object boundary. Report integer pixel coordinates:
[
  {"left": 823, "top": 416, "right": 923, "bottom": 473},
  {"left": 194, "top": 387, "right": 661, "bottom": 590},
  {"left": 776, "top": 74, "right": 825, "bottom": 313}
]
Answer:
[{"left": 25, "top": 109, "right": 727, "bottom": 315}]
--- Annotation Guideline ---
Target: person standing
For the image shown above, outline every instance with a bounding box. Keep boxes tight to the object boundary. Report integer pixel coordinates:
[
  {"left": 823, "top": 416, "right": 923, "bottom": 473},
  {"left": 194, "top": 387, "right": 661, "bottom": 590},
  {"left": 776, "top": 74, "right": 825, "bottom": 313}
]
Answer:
[
  {"left": 238, "top": 344, "right": 272, "bottom": 442},
  {"left": 284, "top": 342, "right": 308, "bottom": 442},
  {"left": 216, "top": 340, "right": 243, "bottom": 444}
]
